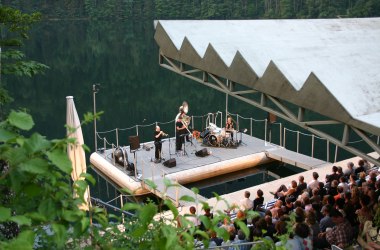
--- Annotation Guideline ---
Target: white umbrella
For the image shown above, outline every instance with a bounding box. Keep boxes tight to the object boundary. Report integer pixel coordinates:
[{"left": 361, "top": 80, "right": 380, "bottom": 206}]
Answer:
[{"left": 66, "top": 96, "right": 90, "bottom": 211}]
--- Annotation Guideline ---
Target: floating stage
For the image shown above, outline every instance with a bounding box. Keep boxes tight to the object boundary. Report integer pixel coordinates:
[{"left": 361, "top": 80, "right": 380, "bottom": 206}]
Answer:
[{"left": 90, "top": 133, "right": 327, "bottom": 206}]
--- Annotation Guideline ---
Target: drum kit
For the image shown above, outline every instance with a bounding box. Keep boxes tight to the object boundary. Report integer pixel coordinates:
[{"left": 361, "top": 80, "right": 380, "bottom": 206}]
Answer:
[
  {"left": 201, "top": 123, "right": 237, "bottom": 148},
  {"left": 176, "top": 101, "right": 238, "bottom": 148}
]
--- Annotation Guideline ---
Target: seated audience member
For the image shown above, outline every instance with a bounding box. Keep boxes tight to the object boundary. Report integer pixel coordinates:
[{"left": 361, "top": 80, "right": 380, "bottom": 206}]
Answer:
[
  {"left": 315, "top": 209, "right": 353, "bottom": 249},
  {"left": 338, "top": 176, "right": 349, "bottom": 194},
  {"left": 357, "top": 171, "right": 367, "bottom": 187},
  {"left": 367, "top": 173, "right": 377, "bottom": 190},
  {"left": 375, "top": 180, "right": 380, "bottom": 201},
  {"left": 269, "top": 200, "right": 283, "bottom": 220},
  {"left": 318, "top": 181, "right": 327, "bottom": 198},
  {"left": 344, "top": 161, "right": 355, "bottom": 178},
  {"left": 306, "top": 210, "right": 320, "bottom": 243},
  {"left": 355, "top": 159, "right": 366, "bottom": 175},
  {"left": 327, "top": 180, "right": 339, "bottom": 196},
  {"left": 324, "top": 174, "right": 332, "bottom": 191},
  {"left": 343, "top": 192, "right": 358, "bottom": 227},
  {"left": 219, "top": 217, "right": 235, "bottom": 232},
  {"left": 200, "top": 207, "right": 213, "bottom": 231},
  {"left": 311, "top": 202, "right": 323, "bottom": 222},
  {"left": 209, "top": 231, "right": 223, "bottom": 247},
  {"left": 264, "top": 215, "right": 276, "bottom": 239},
  {"left": 271, "top": 180, "right": 297, "bottom": 200},
  {"left": 319, "top": 204, "right": 335, "bottom": 232},
  {"left": 296, "top": 175, "right": 307, "bottom": 198},
  {"left": 186, "top": 206, "right": 200, "bottom": 227},
  {"left": 284, "top": 222, "right": 312, "bottom": 250},
  {"left": 231, "top": 229, "right": 250, "bottom": 250},
  {"left": 238, "top": 190, "right": 253, "bottom": 211},
  {"left": 234, "top": 210, "right": 248, "bottom": 229},
  {"left": 349, "top": 173, "right": 358, "bottom": 187},
  {"left": 253, "top": 189, "right": 264, "bottom": 211},
  {"left": 303, "top": 196, "right": 312, "bottom": 212},
  {"left": 363, "top": 159, "right": 371, "bottom": 173},
  {"left": 357, "top": 206, "right": 380, "bottom": 250},
  {"left": 337, "top": 166, "right": 344, "bottom": 179},
  {"left": 334, "top": 186, "right": 345, "bottom": 201},
  {"left": 308, "top": 172, "right": 320, "bottom": 191},
  {"left": 284, "top": 196, "right": 294, "bottom": 214},
  {"left": 297, "top": 189, "right": 310, "bottom": 202},
  {"left": 294, "top": 207, "right": 306, "bottom": 223},
  {"left": 293, "top": 200, "right": 303, "bottom": 211},
  {"left": 310, "top": 188, "right": 321, "bottom": 204},
  {"left": 356, "top": 195, "right": 373, "bottom": 230},
  {"left": 221, "top": 227, "right": 237, "bottom": 248},
  {"left": 330, "top": 165, "right": 340, "bottom": 182}
]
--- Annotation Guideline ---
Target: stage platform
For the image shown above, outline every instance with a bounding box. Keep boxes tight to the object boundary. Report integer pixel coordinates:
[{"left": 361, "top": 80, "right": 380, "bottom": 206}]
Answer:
[{"left": 90, "top": 133, "right": 327, "bottom": 207}]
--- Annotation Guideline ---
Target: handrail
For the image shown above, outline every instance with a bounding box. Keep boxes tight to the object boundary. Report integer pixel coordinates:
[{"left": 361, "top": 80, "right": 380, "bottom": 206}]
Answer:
[
  {"left": 90, "top": 197, "right": 134, "bottom": 217},
  {"left": 194, "top": 240, "right": 264, "bottom": 249},
  {"left": 94, "top": 111, "right": 380, "bottom": 164}
]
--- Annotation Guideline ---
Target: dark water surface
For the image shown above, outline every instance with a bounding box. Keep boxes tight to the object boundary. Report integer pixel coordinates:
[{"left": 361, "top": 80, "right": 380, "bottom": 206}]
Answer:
[{"left": 5, "top": 20, "right": 366, "bottom": 201}]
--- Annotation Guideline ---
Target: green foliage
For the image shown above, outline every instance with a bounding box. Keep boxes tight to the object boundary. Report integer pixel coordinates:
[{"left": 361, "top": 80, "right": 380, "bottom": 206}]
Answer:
[
  {"left": 4, "top": 0, "right": 378, "bottom": 20},
  {"left": 0, "top": 110, "right": 93, "bottom": 248},
  {"left": 0, "top": 6, "right": 49, "bottom": 111},
  {"left": 0, "top": 109, "right": 300, "bottom": 249}
]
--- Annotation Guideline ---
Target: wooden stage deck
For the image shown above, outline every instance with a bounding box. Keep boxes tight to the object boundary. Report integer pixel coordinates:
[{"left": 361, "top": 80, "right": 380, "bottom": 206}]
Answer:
[{"left": 92, "top": 132, "right": 327, "bottom": 207}]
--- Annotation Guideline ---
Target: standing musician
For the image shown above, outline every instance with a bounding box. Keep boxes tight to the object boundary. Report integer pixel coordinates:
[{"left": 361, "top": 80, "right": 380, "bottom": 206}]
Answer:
[
  {"left": 225, "top": 116, "right": 234, "bottom": 140},
  {"left": 175, "top": 111, "right": 188, "bottom": 151},
  {"left": 154, "top": 126, "right": 167, "bottom": 162}
]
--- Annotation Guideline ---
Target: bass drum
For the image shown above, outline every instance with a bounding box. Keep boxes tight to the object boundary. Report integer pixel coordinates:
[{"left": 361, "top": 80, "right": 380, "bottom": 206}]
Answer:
[{"left": 208, "top": 134, "right": 220, "bottom": 146}]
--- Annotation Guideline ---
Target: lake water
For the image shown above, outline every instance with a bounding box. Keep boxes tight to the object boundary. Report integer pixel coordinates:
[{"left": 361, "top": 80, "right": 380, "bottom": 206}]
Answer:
[{"left": 5, "top": 20, "right": 363, "bottom": 202}]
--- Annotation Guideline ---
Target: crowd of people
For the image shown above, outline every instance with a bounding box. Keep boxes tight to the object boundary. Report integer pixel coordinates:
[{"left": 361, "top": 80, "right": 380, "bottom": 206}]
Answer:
[{"left": 181, "top": 158, "right": 380, "bottom": 249}]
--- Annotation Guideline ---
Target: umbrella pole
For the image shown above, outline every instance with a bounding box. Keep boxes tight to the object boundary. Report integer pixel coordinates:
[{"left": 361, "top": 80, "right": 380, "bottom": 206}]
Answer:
[{"left": 93, "top": 84, "right": 100, "bottom": 152}]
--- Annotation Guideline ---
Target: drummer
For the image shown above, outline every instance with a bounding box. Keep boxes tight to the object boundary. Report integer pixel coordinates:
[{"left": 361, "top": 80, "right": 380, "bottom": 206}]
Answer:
[{"left": 225, "top": 116, "right": 234, "bottom": 140}]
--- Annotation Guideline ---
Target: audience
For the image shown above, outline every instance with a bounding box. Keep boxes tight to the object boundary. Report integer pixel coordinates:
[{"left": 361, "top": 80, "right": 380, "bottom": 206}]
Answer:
[{"left": 182, "top": 157, "right": 379, "bottom": 249}]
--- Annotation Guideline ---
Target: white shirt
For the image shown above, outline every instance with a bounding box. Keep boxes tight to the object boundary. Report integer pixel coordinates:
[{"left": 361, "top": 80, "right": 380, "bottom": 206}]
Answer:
[
  {"left": 338, "top": 182, "right": 349, "bottom": 194},
  {"left": 308, "top": 179, "right": 319, "bottom": 190},
  {"left": 186, "top": 215, "right": 200, "bottom": 227},
  {"left": 239, "top": 197, "right": 253, "bottom": 210}
]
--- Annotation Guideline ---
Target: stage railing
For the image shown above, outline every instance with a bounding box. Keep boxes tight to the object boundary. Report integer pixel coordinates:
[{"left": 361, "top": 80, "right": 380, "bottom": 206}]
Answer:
[{"left": 95, "top": 111, "right": 380, "bottom": 165}]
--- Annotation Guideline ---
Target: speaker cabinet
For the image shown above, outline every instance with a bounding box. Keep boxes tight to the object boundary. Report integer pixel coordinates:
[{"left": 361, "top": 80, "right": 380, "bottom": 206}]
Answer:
[
  {"left": 129, "top": 135, "right": 140, "bottom": 150},
  {"left": 195, "top": 148, "right": 209, "bottom": 157},
  {"left": 163, "top": 158, "right": 176, "bottom": 168}
]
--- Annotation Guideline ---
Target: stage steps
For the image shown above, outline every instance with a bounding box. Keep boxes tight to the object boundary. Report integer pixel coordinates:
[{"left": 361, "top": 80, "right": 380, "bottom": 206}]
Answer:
[{"left": 265, "top": 147, "right": 327, "bottom": 170}]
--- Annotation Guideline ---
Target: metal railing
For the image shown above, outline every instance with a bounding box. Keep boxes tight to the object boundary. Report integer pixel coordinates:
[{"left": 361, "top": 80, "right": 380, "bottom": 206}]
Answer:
[{"left": 95, "top": 111, "right": 380, "bottom": 166}]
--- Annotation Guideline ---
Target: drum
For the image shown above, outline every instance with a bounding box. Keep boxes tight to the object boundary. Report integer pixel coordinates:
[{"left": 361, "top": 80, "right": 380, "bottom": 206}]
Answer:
[{"left": 208, "top": 134, "right": 222, "bottom": 146}]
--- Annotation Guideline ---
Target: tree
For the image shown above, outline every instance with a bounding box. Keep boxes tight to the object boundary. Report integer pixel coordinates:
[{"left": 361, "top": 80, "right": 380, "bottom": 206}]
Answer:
[{"left": 0, "top": 6, "right": 48, "bottom": 115}]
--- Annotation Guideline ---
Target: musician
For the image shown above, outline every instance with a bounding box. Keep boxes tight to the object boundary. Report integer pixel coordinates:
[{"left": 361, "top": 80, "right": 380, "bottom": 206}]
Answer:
[
  {"left": 154, "top": 126, "right": 166, "bottom": 162},
  {"left": 225, "top": 116, "right": 234, "bottom": 140},
  {"left": 176, "top": 113, "right": 188, "bottom": 151}
]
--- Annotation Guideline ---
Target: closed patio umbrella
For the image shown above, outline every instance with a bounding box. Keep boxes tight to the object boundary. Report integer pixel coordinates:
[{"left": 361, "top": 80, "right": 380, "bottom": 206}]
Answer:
[{"left": 66, "top": 96, "right": 90, "bottom": 211}]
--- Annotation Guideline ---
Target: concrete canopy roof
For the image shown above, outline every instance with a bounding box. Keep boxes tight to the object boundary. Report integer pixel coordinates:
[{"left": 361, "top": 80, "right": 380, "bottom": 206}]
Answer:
[{"left": 154, "top": 18, "right": 380, "bottom": 136}]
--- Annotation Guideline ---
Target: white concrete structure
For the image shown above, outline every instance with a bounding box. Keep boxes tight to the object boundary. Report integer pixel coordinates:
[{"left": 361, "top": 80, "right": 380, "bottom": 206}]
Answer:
[{"left": 154, "top": 18, "right": 380, "bottom": 165}]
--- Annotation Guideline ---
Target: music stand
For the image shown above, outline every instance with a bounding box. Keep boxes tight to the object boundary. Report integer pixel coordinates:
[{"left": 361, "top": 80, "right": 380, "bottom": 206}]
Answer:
[
  {"left": 129, "top": 141, "right": 140, "bottom": 179},
  {"left": 180, "top": 133, "right": 188, "bottom": 156}
]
